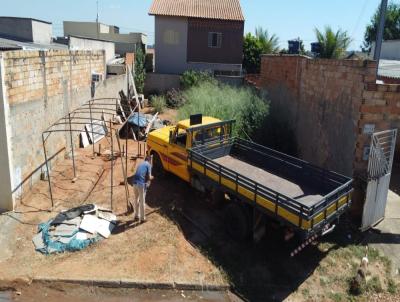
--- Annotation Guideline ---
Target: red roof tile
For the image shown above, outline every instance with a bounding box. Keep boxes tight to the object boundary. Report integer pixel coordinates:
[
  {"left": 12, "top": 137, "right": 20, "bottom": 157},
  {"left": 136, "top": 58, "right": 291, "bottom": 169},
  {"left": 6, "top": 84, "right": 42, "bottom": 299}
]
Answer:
[{"left": 149, "top": 0, "right": 244, "bottom": 21}]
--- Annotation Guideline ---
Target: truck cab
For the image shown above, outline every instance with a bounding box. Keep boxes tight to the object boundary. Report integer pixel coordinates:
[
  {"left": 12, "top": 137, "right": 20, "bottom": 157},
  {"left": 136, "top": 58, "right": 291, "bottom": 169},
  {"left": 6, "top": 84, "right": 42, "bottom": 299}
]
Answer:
[{"left": 147, "top": 115, "right": 224, "bottom": 182}]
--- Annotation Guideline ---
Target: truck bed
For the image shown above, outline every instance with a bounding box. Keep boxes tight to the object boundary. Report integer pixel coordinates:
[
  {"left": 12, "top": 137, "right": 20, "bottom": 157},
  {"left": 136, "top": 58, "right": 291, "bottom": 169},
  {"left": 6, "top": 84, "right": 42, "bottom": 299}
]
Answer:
[
  {"left": 214, "top": 155, "right": 323, "bottom": 206},
  {"left": 188, "top": 136, "right": 353, "bottom": 235}
]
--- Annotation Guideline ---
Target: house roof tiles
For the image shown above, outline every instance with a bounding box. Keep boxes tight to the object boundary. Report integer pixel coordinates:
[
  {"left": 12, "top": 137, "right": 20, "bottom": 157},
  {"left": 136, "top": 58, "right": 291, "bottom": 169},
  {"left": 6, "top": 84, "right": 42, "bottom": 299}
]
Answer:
[{"left": 149, "top": 0, "right": 244, "bottom": 21}]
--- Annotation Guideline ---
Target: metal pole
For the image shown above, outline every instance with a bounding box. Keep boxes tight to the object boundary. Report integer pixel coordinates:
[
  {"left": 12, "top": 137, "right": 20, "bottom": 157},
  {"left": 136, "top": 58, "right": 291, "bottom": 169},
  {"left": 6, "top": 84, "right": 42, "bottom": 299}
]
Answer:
[
  {"left": 110, "top": 120, "right": 114, "bottom": 210},
  {"left": 68, "top": 113, "right": 76, "bottom": 178},
  {"left": 125, "top": 117, "right": 128, "bottom": 177},
  {"left": 42, "top": 133, "right": 54, "bottom": 208},
  {"left": 116, "top": 131, "right": 130, "bottom": 209},
  {"left": 374, "top": 0, "right": 388, "bottom": 67},
  {"left": 89, "top": 99, "right": 95, "bottom": 157}
]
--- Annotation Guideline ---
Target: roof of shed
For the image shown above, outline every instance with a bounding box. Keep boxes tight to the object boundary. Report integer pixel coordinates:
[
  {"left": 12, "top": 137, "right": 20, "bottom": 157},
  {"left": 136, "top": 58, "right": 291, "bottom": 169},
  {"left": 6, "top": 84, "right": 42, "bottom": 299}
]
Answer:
[
  {"left": 378, "top": 60, "right": 400, "bottom": 79},
  {"left": 149, "top": 0, "right": 244, "bottom": 21}
]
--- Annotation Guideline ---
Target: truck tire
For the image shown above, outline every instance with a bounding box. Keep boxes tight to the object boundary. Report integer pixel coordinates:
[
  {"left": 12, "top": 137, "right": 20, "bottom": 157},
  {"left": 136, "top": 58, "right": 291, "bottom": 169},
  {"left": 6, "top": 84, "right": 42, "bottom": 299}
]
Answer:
[
  {"left": 210, "top": 189, "right": 225, "bottom": 208},
  {"left": 152, "top": 153, "right": 165, "bottom": 177},
  {"left": 223, "top": 203, "right": 250, "bottom": 241}
]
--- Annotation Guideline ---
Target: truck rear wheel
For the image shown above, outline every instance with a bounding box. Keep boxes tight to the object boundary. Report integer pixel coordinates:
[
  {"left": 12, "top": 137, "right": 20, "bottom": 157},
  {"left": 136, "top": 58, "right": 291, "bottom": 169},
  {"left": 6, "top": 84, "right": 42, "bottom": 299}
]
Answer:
[
  {"left": 210, "top": 189, "right": 226, "bottom": 208},
  {"left": 223, "top": 203, "right": 250, "bottom": 241}
]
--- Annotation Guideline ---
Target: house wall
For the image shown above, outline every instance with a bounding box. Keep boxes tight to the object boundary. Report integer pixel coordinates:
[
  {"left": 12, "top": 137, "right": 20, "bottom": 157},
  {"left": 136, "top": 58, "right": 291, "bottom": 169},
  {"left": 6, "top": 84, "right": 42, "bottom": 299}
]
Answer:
[
  {"left": 63, "top": 21, "right": 146, "bottom": 55},
  {"left": 0, "top": 50, "right": 126, "bottom": 211},
  {"left": 154, "top": 16, "right": 243, "bottom": 74},
  {"left": 155, "top": 16, "right": 188, "bottom": 74},
  {"left": 31, "top": 20, "right": 53, "bottom": 44},
  {"left": 187, "top": 18, "right": 244, "bottom": 65},
  {"left": 371, "top": 40, "right": 400, "bottom": 60},
  {"left": 259, "top": 55, "right": 400, "bottom": 216},
  {"left": 69, "top": 36, "right": 115, "bottom": 63},
  {"left": 0, "top": 17, "right": 33, "bottom": 42},
  {"left": 144, "top": 72, "right": 181, "bottom": 95}
]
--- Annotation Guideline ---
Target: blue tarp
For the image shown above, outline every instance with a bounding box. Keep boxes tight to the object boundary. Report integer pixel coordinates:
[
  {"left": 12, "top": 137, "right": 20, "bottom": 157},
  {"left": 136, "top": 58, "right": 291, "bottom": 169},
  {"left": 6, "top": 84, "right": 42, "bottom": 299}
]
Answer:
[
  {"left": 128, "top": 113, "right": 148, "bottom": 128},
  {"left": 35, "top": 220, "right": 101, "bottom": 255}
]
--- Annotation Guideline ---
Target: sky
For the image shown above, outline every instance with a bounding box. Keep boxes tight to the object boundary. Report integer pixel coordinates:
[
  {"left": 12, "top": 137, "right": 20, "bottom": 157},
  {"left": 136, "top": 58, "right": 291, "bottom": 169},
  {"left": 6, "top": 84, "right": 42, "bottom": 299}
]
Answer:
[{"left": 0, "top": 0, "right": 391, "bottom": 50}]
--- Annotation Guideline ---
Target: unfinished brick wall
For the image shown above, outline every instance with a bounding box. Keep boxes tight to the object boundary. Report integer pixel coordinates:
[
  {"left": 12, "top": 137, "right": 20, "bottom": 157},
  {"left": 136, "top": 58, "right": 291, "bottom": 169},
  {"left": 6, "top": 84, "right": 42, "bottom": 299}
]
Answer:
[
  {"left": 0, "top": 50, "right": 126, "bottom": 210},
  {"left": 259, "top": 55, "right": 400, "bottom": 216},
  {"left": 355, "top": 82, "right": 400, "bottom": 173}
]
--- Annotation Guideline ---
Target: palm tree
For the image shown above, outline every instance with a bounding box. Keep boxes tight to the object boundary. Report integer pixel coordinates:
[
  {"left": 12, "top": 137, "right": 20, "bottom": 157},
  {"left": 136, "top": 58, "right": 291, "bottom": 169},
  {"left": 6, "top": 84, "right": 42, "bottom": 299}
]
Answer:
[
  {"left": 314, "top": 26, "right": 352, "bottom": 59},
  {"left": 255, "top": 27, "right": 280, "bottom": 54}
]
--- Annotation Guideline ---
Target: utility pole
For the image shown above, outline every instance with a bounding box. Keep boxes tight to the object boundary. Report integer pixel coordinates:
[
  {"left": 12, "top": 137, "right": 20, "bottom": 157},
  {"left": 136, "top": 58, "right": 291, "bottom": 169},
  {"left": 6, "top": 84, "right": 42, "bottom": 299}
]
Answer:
[
  {"left": 96, "top": 0, "right": 99, "bottom": 39},
  {"left": 374, "top": 0, "right": 388, "bottom": 62}
]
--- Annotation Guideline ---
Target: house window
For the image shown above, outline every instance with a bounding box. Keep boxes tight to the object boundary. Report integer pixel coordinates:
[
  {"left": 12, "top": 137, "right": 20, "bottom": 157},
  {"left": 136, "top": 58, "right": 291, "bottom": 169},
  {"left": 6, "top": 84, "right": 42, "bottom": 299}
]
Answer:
[
  {"left": 208, "top": 32, "right": 222, "bottom": 48},
  {"left": 163, "top": 30, "right": 180, "bottom": 45}
]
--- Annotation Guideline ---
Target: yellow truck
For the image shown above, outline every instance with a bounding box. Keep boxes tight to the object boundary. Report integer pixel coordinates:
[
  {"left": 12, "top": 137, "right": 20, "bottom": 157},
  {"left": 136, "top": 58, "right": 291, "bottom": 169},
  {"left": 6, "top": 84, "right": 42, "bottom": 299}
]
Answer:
[{"left": 147, "top": 114, "right": 353, "bottom": 242}]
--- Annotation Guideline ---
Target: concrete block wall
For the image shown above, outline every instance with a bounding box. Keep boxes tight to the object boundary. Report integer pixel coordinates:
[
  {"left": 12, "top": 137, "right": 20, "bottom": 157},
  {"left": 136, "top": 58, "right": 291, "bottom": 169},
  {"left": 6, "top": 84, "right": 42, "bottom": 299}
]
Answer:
[
  {"left": 0, "top": 50, "right": 126, "bottom": 211},
  {"left": 259, "top": 55, "right": 400, "bottom": 216}
]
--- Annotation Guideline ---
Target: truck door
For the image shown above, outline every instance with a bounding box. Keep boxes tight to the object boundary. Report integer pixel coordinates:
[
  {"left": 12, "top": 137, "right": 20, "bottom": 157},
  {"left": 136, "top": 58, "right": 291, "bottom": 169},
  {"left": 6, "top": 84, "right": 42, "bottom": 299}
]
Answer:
[{"left": 168, "top": 126, "right": 190, "bottom": 182}]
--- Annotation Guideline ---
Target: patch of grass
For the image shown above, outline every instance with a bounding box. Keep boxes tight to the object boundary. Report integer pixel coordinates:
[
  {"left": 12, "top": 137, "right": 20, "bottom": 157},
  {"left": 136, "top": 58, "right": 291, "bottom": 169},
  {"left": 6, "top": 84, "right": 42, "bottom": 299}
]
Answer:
[
  {"left": 388, "top": 278, "right": 397, "bottom": 294},
  {"left": 365, "top": 276, "right": 383, "bottom": 293},
  {"left": 328, "top": 292, "right": 345, "bottom": 302},
  {"left": 151, "top": 95, "right": 166, "bottom": 113},
  {"left": 301, "top": 288, "right": 310, "bottom": 298}
]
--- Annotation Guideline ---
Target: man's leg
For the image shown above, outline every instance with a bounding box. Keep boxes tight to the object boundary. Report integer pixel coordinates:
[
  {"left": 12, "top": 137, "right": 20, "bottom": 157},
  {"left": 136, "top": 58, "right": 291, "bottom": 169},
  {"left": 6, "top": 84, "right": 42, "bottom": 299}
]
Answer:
[
  {"left": 138, "top": 186, "right": 146, "bottom": 222},
  {"left": 133, "top": 185, "right": 140, "bottom": 219}
]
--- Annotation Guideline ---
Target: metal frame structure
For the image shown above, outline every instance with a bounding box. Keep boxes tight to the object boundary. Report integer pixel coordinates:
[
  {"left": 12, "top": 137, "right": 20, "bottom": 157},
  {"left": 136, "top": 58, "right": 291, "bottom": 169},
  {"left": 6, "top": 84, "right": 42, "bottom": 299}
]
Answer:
[{"left": 41, "top": 97, "right": 142, "bottom": 210}]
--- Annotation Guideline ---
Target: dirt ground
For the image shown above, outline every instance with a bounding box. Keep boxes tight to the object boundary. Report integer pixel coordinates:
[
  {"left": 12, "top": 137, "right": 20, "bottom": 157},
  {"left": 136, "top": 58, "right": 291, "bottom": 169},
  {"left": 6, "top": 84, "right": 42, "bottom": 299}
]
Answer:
[
  {"left": 1, "top": 116, "right": 400, "bottom": 301},
  {"left": 0, "top": 135, "right": 225, "bottom": 287}
]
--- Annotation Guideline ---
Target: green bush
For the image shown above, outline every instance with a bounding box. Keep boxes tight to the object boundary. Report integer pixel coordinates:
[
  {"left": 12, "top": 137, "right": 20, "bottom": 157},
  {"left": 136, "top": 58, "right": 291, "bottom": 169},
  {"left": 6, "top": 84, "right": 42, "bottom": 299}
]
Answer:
[
  {"left": 151, "top": 95, "right": 166, "bottom": 113},
  {"left": 178, "top": 82, "right": 269, "bottom": 138},
  {"left": 180, "top": 70, "right": 216, "bottom": 89},
  {"left": 134, "top": 47, "right": 146, "bottom": 94}
]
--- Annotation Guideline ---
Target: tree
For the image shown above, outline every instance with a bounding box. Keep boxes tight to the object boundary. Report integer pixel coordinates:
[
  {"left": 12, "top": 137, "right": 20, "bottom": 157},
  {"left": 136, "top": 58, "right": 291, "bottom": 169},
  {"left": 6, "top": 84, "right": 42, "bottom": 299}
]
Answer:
[
  {"left": 314, "top": 26, "right": 351, "bottom": 59},
  {"left": 134, "top": 47, "right": 146, "bottom": 94},
  {"left": 364, "top": 2, "right": 400, "bottom": 50},
  {"left": 243, "top": 27, "right": 279, "bottom": 73},
  {"left": 243, "top": 33, "right": 263, "bottom": 73},
  {"left": 255, "top": 27, "right": 280, "bottom": 54}
]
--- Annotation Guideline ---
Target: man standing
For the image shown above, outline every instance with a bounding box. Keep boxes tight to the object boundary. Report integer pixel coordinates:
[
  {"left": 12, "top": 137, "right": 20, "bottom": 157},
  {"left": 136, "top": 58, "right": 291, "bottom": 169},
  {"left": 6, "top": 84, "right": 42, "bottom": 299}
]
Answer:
[{"left": 130, "top": 155, "right": 154, "bottom": 222}]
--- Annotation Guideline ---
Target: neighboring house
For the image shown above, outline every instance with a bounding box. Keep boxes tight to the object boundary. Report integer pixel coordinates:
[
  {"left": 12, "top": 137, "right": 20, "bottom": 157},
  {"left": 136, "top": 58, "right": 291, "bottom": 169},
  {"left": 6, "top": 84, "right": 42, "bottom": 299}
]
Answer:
[
  {"left": 371, "top": 40, "right": 400, "bottom": 60},
  {"left": 0, "top": 16, "right": 67, "bottom": 51},
  {"left": 63, "top": 21, "right": 147, "bottom": 56},
  {"left": 378, "top": 59, "right": 400, "bottom": 84},
  {"left": 55, "top": 35, "right": 115, "bottom": 64},
  {"left": 148, "top": 0, "right": 244, "bottom": 75}
]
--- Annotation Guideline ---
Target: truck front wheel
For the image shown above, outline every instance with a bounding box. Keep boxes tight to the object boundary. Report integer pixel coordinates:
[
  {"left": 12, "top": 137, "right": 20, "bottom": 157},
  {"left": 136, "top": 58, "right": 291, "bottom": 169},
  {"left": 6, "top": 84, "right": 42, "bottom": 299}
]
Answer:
[
  {"left": 223, "top": 203, "right": 250, "bottom": 241},
  {"left": 152, "top": 153, "right": 165, "bottom": 177}
]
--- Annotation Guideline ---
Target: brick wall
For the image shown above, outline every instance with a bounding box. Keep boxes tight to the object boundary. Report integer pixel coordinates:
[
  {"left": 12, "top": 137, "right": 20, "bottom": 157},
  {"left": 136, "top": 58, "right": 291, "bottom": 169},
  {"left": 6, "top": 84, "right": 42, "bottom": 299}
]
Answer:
[
  {"left": 355, "top": 82, "right": 400, "bottom": 173},
  {"left": 0, "top": 50, "right": 126, "bottom": 210},
  {"left": 259, "top": 55, "right": 400, "bottom": 216}
]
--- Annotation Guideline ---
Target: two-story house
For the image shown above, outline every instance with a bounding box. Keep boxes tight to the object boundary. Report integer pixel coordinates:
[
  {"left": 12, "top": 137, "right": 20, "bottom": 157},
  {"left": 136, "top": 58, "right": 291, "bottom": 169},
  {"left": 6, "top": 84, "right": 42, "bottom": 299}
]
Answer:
[{"left": 149, "top": 0, "right": 245, "bottom": 75}]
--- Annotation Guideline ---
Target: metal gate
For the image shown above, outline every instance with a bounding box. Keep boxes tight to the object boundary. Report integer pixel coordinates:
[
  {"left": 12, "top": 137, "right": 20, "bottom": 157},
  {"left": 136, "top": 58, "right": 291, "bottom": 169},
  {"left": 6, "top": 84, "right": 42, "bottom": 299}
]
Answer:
[{"left": 361, "top": 129, "right": 397, "bottom": 231}]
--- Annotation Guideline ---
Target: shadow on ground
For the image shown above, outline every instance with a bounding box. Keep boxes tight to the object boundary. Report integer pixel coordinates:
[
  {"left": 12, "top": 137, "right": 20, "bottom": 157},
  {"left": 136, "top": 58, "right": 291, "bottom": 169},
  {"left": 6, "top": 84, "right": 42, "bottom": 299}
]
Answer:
[
  {"left": 146, "top": 174, "right": 355, "bottom": 301},
  {"left": 390, "top": 165, "right": 400, "bottom": 195}
]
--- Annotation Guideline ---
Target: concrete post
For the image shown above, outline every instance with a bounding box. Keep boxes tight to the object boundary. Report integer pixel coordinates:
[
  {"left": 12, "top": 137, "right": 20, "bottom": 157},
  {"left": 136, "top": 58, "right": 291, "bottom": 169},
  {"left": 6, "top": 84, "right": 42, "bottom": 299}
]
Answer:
[
  {"left": 0, "top": 54, "right": 15, "bottom": 211},
  {"left": 374, "top": 0, "right": 388, "bottom": 62}
]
